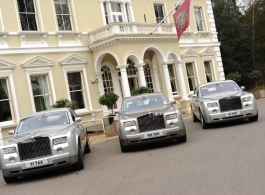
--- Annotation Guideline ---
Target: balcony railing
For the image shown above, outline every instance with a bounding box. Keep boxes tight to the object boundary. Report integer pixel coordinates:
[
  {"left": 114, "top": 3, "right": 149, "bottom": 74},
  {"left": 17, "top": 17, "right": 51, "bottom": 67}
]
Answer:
[{"left": 88, "top": 22, "right": 177, "bottom": 44}]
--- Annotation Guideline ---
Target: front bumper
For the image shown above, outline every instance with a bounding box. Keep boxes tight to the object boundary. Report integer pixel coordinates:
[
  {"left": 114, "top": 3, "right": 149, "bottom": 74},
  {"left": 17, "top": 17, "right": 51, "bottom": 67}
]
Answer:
[
  {"left": 120, "top": 126, "right": 186, "bottom": 146},
  {"left": 2, "top": 152, "right": 78, "bottom": 177},
  {"left": 205, "top": 107, "right": 258, "bottom": 123}
]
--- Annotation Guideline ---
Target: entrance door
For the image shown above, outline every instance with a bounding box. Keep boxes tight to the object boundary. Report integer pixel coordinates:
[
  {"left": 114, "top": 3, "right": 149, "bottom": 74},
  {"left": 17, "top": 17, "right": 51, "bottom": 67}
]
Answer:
[{"left": 128, "top": 77, "right": 138, "bottom": 92}]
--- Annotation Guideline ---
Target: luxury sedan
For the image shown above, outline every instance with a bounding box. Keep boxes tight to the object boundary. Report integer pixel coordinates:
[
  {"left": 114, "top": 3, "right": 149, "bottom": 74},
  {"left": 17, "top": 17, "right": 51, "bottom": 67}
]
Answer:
[
  {"left": 0, "top": 108, "right": 90, "bottom": 183},
  {"left": 117, "top": 92, "right": 187, "bottom": 152},
  {"left": 190, "top": 80, "right": 258, "bottom": 129}
]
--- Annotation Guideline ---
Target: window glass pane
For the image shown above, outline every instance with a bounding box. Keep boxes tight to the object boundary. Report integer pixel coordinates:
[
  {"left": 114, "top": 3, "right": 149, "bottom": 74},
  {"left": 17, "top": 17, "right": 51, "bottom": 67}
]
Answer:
[
  {"left": 0, "top": 79, "right": 9, "bottom": 99},
  {"left": 63, "top": 15, "right": 72, "bottom": 30},
  {"left": 111, "top": 3, "right": 115, "bottom": 12},
  {"left": 118, "top": 15, "right": 123, "bottom": 22},
  {"left": 34, "top": 95, "right": 50, "bottom": 112},
  {"left": 54, "top": 0, "right": 62, "bottom": 14},
  {"left": 70, "top": 91, "right": 84, "bottom": 109},
  {"left": 27, "top": 14, "right": 37, "bottom": 30},
  {"left": 31, "top": 76, "right": 49, "bottom": 96},
  {"left": 17, "top": 0, "right": 26, "bottom": 12},
  {"left": 0, "top": 79, "right": 12, "bottom": 122},
  {"left": 17, "top": 0, "right": 37, "bottom": 31},
  {"left": 61, "top": 0, "right": 70, "bottom": 14},
  {"left": 25, "top": 0, "right": 35, "bottom": 13},
  {"left": 54, "top": 0, "right": 72, "bottom": 31},
  {"left": 68, "top": 72, "right": 82, "bottom": 91}
]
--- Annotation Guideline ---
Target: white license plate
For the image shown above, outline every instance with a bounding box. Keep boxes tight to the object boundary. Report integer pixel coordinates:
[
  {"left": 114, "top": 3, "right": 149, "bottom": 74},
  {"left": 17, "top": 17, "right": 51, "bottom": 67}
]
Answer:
[
  {"left": 224, "top": 111, "right": 240, "bottom": 117},
  {"left": 144, "top": 131, "right": 162, "bottom": 138},
  {"left": 25, "top": 159, "right": 48, "bottom": 168}
]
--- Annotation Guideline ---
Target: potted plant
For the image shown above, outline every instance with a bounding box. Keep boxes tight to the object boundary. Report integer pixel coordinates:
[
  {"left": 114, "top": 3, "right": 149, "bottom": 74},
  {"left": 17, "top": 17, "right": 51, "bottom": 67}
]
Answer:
[
  {"left": 131, "top": 86, "right": 151, "bottom": 96},
  {"left": 98, "top": 92, "right": 119, "bottom": 124}
]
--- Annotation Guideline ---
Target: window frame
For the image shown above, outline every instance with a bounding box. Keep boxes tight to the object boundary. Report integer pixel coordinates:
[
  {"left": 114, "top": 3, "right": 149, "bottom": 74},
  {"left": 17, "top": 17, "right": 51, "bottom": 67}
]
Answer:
[
  {"left": 154, "top": 4, "right": 165, "bottom": 23},
  {"left": 194, "top": 7, "right": 204, "bottom": 31},
  {"left": 167, "top": 64, "right": 179, "bottom": 96},
  {"left": 185, "top": 62, "right": 198, "bottom": 93},
  {"left": 204, "top": 61, "right": 214, "bottom": 82},
  {"left": 16, "top": 0, "right": 39, "bottom": 31},
  {"left": 54, "top": 0, "right": 73, "bottom": 31}
]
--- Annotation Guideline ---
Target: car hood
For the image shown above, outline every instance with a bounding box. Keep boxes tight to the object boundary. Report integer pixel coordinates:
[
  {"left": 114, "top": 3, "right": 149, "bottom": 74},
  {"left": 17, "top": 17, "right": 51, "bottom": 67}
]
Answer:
[
  {"left": 121, "top": 105, "right": 176, "bottom": 119},
  {"left": 2, "top": 125, "right": 72, "bottom": 146},
  {"left": 200, "top": 91, "right": 250, "bottom": 101}
]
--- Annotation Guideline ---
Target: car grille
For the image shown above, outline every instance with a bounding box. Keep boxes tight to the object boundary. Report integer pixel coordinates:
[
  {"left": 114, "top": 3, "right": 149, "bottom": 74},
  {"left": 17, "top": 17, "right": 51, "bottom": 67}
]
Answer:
[
  {"left": 219, "top": 96, "right": 242, "bottom": 112},
  {"left": 18, "top": 137, "right": 52, "bottom": 161},
  {"left": 137, "top": 114, "right": 165, "bottom": 132}
]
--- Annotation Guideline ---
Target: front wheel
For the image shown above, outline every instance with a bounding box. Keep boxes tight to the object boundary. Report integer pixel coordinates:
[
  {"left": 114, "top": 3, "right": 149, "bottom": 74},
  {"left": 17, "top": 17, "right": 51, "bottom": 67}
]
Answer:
[
  {"left": 3, "top": 176, "right": 18, "bottom": 183},
  {"left": 72, "top": 142, "right": 84, "bottom": 170},
  {"left": 119, "top": 139, "right": 130, "bottom": 153},
  {"left": 192, "top": 110, "right": 199, "bottom": 122},
  {"left": 177, "top": 132, "right": 187, "bottom": 143},
  {"left": 200, "top": 111, "right": 209, "bottom": 129},
  {"left": 249, "top": 112, "right": 258, "bottom": 122},
  {"left": 84, "top": 137, "right": 91, "bottom": 154}
]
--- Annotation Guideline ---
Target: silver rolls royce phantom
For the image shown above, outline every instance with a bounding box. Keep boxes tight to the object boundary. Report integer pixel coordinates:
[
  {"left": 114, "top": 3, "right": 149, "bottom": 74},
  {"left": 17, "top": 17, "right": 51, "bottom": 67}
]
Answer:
[
  {"left": 117, "top": 92, "right": 187, "bottom": 152},
  {"left": 0, "top": 108, "right": 90, "bottom": 183},
  {"left": 190, "top": 80, "right": 258, "bottom": 129}
]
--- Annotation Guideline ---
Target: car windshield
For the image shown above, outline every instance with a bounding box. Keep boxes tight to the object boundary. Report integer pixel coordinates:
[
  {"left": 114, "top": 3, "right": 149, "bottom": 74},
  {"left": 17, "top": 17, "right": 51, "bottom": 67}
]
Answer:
[
  {"left": 17, "top": 111, "right": 70, "bottom": 133},
  {"left": 200, "top": 81, "right": 240, "bottom": 97},
  {"left": 122, "top": 94, "right": 169, "bottom": 113}
]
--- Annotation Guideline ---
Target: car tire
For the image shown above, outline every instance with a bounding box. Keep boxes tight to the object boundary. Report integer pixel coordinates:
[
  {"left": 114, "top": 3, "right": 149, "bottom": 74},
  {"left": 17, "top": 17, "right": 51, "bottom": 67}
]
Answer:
[
  {"left": 192, "top": 110, "right": 199, "bottom": 122},
  {"left": 3, "top": 176, "right": 18, "bottom": 183},
  {"left": 249, "top": 112, "right": 258, "bottom": 122},
  {"left": 84, "top": 137, "right": 91, "bottom": 154},
  {"left": 119, "top": 138, "right": 130, "bottom": 153},
  {"left": 200, "top": 111, "right": 209, "bottom": 129},
  {"left": 72, "top": 142, "right": 84, "bottom": 170},
  {"left": 177, "top": 132, "right": 187, "bottom": 143}
]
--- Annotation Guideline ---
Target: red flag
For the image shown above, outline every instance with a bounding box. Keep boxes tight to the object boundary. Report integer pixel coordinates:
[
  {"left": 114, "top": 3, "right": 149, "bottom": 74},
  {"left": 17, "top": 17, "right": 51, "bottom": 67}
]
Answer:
[{"left": 173, "top": 0, "right": 191, "bottom": 40}]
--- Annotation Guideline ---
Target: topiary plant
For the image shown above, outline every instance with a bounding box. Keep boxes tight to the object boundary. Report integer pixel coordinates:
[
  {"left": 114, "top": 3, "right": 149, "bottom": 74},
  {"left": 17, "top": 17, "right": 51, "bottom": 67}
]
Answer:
[
  {"left": 131, "top": 86, "right": 151, "bottom": 96},
  {"left": 98, "top": 92, "right": 119, "bottom": 115},
  {"left": 51, "top": 98, "right": 77, "bottom": 110}
]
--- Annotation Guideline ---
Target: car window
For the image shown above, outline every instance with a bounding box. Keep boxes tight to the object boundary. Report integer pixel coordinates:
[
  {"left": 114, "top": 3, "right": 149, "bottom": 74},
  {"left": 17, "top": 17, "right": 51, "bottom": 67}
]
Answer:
[
  {"left": 122, "top": 94, "right": 169, "bottom": 112},
  {"left": 17, "top": 111, "right": 70, "bottom": 133},
  {"left": 200, "top": 81, "right": 240, "bottom": 97}
]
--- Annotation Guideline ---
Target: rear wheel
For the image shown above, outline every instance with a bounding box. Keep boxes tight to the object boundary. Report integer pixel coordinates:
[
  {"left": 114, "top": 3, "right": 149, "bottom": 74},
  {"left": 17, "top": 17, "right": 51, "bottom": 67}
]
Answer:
[
  {"left": 200, "top": 111, "right": 209, "bottom": 129},
  {"left": 249, "top": 112, "right": 258, "bottom": 122},
  {"left": 119, "top": 139, "right": 130, "bottom": 153},
  {"left": 3, "top": 176, "right": 18, "bottom": 183},
  {"left": 72, "top": 142, "right": 84, "bottom": 170}
]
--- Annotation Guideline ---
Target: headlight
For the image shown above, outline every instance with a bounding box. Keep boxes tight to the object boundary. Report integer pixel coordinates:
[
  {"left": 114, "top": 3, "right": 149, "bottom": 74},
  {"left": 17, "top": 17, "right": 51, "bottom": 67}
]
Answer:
[
  {"left": 166, "top": 114, "right": 177, "bottom": 120},
  {"left": 124, "top": 121, "right": 136, "bottom": 127},
  {"left": 3, "top": 147, "right": 16, "bottom": 154},
  {"left": 242, "top": 97, "right": 251, "bottom": 102},
  {"left": 207, "top": 102, "right": 218, "bottom": 107},
  {"left": 53, "top": 137, "right": 67, "bottom": 145}
]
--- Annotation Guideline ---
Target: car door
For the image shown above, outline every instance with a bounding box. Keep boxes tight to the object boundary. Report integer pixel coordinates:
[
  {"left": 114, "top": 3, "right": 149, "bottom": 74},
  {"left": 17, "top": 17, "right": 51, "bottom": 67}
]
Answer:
[
  {"left": 70, "top": 110, "right": 86, "bottom": 149},
  {"left": 192, "top": 88, "right": 200, "bottom": 118}
]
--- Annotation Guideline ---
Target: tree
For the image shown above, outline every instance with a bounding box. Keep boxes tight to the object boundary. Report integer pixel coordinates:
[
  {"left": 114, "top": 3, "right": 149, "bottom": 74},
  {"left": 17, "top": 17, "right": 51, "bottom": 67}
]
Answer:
[
  {"left": 248, "top": 69, "right": 263, "bottom": 88},
  {"left": 131, "top": 86, "right": 151, "bottom": 96},
  {"left": 51, "top": 98, "right": 77, "bottom": 110},
  {"left": 226, "top": 72, "right": 242, "bottom": 83},
  {"left": 98, "top": 92, "right": 119, "bottom": 115}
]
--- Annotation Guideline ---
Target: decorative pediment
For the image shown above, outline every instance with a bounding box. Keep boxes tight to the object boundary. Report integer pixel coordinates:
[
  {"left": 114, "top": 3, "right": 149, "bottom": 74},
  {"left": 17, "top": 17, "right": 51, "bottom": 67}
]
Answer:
[
  {"left": 200, "top": 48, "right": 215, "bottom": 57},
  {"left": 181, "top": 49, "right": 198, "bottom": 58},
  {"left": 0, "top": 59, "right": 15, "bottom": 70},
  {"left": 22, "top": 55, "right": 54, "bottom": 68},
  {"left": 59, "top": 54, "right": 88, "bottom": 66}
]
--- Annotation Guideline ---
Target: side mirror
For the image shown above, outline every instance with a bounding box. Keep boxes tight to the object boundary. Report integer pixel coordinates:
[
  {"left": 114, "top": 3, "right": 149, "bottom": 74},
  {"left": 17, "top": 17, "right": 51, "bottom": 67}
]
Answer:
[
  {"left": 192, "top": 94, "right": 197, "bottom": 99},
  {"left": 241, "top": 86, "right": 245, "bottom": 91},
  {"left": 9, "top": 130, "right": 15, "bottom": 136},
  {"left": 170, "top": 100, "right": 176, "bottom": 104},
  {"left": 75, "top": 117, "right": 82, "bottom": 122}
]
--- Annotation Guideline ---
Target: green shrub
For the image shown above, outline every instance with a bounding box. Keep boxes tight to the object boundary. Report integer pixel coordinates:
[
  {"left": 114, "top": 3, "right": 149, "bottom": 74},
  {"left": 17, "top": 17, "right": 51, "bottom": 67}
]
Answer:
[
  {"left": 248, "top": 70, "right": 263, "bottom": 88},
  {"left": 131, "top": 86, "right": 151, "bottom": 96},
  {"left": 51, "top": 98, "right": 77, "bottom": 110},
  {"left": 98, "top": 92, "right": 119, "bottom": 115},
  {"left": 226, "top": 72, "right": 241, "bottom": 83}
]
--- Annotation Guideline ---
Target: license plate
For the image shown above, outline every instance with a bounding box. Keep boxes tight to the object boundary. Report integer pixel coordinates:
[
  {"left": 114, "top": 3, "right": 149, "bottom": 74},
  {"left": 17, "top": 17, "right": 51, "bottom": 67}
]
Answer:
[
  {"left": 224, "top": 111, "right": 240, "bottom": 117},
  {"left": 25, "top": 159, "right": 48, "bottom": 168},
  {"left": 144, "top": 131, "right": 161, "bottom": 138}
]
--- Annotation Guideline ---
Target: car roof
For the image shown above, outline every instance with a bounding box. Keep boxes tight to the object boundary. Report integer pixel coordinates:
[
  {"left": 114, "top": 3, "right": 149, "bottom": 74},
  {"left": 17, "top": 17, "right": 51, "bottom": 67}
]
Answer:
[
  {"left": 21, "top": 108, "right": 71, "bottom": 120},
  {"left": 122, "top": 92, "right": 165, "bottom": 100},
  {"left": 197, "top": 80, "right": 236, "bottom": 88}
]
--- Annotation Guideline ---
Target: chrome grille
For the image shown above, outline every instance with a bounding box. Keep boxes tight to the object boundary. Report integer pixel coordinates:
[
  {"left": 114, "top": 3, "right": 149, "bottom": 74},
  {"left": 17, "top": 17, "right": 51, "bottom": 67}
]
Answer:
[
  {"left": 18, "top": 137, "right": 52, "bottom": 161},
  {"left": 137, "top": 114, "right": 165, "bottom": 132},
  {"left": 219, "top": 96, "right": 242, "bottom": 112}
]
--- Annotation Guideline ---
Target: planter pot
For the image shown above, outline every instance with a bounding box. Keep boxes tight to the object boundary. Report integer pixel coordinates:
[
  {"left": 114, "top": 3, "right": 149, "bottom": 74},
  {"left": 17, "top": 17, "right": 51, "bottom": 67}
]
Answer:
[{"left": 108, "top": 115, "right": 114, "bottom": 124}]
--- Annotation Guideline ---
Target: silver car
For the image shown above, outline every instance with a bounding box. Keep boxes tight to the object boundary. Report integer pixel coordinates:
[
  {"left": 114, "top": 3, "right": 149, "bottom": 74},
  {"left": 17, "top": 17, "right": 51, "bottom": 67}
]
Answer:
[
  {"left": 190, "top": 80, "right": 258, "bottom": 129},
  {"left": 117, "top": 92, "right": 186, "bottom": 152},
  {"left": 0, "top": 108, "right": 90, "bottom": 183}
]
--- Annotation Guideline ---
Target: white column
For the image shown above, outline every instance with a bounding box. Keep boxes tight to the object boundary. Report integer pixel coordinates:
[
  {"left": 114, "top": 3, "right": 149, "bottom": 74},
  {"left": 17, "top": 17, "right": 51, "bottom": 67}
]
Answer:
[
  {"left": 106, "top": 1, "right": 113, "bottom": 23},
  {"left": 121, "top": 3, "right": 128, "bottom": 22},
  {"left": 117, "top": 65, "right": 131, "bottom": 97},
  {"left": 152, "top": 66, "right": 161, "bottom": 92},
  {"left": 99, "top": 1, "right": 107, "bottom": 26},
  {"left": 175, "top": 61, "right": 190, "bottom": 101},
  {"left": 160, "top": 62, "right": 173, "bottom": 101},
  {"left": 111, "top": 70, "right": 122, "bottom": 109},
  {"left": 134, "top": 63, "right": 146, "bottom": 87},
  {"left": 128, "top": 3, "right": 135, "bottom": 22}
]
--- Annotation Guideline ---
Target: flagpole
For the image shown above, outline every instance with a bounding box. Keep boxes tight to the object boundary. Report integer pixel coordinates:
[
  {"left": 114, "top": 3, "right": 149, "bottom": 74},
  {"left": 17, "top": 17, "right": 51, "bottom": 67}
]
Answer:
[{"left": 150, "top": 0, "right": 184, "bottom": 35}]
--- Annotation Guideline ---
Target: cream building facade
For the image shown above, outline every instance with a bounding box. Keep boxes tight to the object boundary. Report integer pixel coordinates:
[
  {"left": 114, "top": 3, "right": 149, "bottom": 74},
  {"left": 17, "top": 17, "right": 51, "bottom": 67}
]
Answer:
[{"left": 0, "top": 0, "right": 224, "bottom": 143}]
